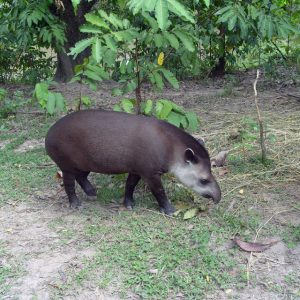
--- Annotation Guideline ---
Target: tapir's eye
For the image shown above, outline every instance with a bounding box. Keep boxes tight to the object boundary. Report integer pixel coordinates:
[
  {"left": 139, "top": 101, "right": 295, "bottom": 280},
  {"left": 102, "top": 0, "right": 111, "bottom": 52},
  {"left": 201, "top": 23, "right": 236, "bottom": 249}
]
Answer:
[{"left": 200, "top": 179, "right": 209, "bottom": 185}]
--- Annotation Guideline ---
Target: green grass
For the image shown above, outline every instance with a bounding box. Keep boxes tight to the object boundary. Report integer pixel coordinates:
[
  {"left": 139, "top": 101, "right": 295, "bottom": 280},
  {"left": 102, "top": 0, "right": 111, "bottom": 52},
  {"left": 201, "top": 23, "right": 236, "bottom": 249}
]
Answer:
[
  {"left": 0, "top": 242, "right": 22, "bottom": 295},
  {"left": 49, "top": 209, "right": 247, "bottom": 299}
]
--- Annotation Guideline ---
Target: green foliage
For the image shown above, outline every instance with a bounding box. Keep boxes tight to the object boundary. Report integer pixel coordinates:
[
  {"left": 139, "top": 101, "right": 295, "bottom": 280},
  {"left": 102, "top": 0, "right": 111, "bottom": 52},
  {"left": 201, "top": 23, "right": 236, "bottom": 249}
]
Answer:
[
  {"left": 34, "top": 83, "right": 66, "bottom": 115},
  {"left": 71, "top": 58, "right": 109, "bottom": 91},
  {"left": 0, "top": 0, "right": 63, "bottom": 83},
  {"left": 230, "top": 117, "right": 276, "bottom": 162},
  {"left": 0, "top": 89, "right": 31, "bottom": 118},
  {"left": 113, "top": 98, "right": 200, "bottom": 131},
  {"left": 69, "top": 1, "right": 198, "bottom": 111}
]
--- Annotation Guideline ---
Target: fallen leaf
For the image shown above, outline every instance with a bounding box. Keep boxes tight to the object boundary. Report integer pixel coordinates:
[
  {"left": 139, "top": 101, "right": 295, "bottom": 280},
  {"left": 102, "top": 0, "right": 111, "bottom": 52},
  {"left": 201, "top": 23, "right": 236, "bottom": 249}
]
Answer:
[
  {"left": 211, "top": 150, "right": 229, "bottom": 167},
  {"left": 183, "top": 207, "right": 199, "bottom": 220},
  {"left": 233, "top": 236, "right": 279, "bottom": 252},
  {"left": 218, "top": 167, "right": 229, "bottom": 176},
  {"left": 206, "top": 275, "right": 210, "bottom": 283},
  {"left": 5, "top": 228, "right": 13, "bottom": 233}
]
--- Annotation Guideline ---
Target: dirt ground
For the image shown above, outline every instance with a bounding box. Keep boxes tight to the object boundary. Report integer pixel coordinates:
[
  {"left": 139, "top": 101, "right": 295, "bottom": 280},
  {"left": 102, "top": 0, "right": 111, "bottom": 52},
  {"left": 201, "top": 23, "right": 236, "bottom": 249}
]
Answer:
[{"left": 1, "top": 71, "right": 300, "bottom": 299}]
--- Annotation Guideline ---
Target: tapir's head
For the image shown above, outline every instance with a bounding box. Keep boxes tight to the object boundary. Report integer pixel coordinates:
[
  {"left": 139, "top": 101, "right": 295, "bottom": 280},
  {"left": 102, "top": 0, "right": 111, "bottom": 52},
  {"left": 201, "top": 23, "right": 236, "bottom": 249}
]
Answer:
[{"left": 170, "top": 143, "right": 221, "bottom": 204}]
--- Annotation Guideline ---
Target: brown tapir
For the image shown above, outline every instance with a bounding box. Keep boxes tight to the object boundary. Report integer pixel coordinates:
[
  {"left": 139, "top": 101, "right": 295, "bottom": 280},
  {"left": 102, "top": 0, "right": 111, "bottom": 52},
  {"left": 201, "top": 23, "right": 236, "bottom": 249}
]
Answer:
[{"left": 45, "top": 110, "right": 221, "bottom": 215}]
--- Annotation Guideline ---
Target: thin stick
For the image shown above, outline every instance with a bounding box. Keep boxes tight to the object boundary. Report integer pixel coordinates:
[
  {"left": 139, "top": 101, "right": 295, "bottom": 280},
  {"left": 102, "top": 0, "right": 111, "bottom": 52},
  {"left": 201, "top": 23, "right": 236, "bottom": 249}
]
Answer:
[{"left": 253, "top": 70, "right": 267, "bottom": 163}]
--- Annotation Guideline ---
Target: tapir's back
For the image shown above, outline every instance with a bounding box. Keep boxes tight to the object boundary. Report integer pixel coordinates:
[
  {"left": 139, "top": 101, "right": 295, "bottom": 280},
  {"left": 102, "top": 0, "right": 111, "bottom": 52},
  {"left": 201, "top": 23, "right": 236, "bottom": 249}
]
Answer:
[{"left": 45, "top": 110, "right": 175, "bottom": 175}]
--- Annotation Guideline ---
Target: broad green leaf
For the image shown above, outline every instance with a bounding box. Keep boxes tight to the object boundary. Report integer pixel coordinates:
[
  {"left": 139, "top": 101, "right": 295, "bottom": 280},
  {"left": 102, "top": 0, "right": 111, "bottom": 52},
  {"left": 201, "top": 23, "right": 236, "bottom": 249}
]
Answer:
[
  {"left": 186, "top": 111, "right": 199, "bottom": 131},
  {"left": 180, "top": 115, "right": 188, "bottom": 129},
  {"left": 55, "top": 93, "right": 66, "bottom": 112},
  {"left": 142, "top": 12, "right": 158, "bottom": 31},
  {"left": 144, "top": 99, "right": 153, "bottom": 115},
  {"left": 153, "top": 71, "right": 164, "bottom": 91},
  {"left": 157, "top": 99, "right": 173, "bottom": 119},
  {"left": 144, "top": 0, "right": 158, "bottom": 11},
  {"left": 162, "top": 31, "right": 179, "bottom": 49},
  {"left": 113, "top": 29, "right": 139, "bottom": 42},
  {"left": 69, "top": 37, "right": 94, "bottom": 58},
  {"left": 92, "top": 37, "right": 102, "bottom": 63},
  {"left": 35, "top": 83, "right": 49, "bottom": 103},
  {"left": 121, "top": 99, "right": 135, "bottom": 113},
  {"left": 46, "top": 92, "right": 56, "bottom": 115},
  {"left": 167, "top": 0, "right": 195, "bottom": 23},
  {"left": 167, "top": 111, "right": 181, "bottom": 127},
  {"left": 126, "top": 60, "right": 134, "bottom": 73},
  {"left": 155, "top": 0, "right": 169, "bottom": 30},
  {"left": 113, "top": 104, "right": 122, "bottom": 111},
  {"left": 267, "top": 16, "right": 274, "bottom": 39},
  {"left": 127, "top": 0, "right": 144, "bottom": 14},
  {"left": 155, "top": 101, "right": 164, "bottom": 116},
  {"left": 86, "top": 64, "right": 110, "bottom": 80},
  {"left": 99, "top": 10, "right": 123, "bottom": 29},
  {"left": 162, "top": 99, "right": 185, "bottom": 114},
  {"left": 203, "top": 0, "right": 210, "bottom": 7},
  {"left": 103, "top": 48, "right": 117, "bottom": 67},
  {"left": 83, "top": 78, "right": 97, "bottom": 91},
  {"left": 154, "top": 33, "right": 164, "bottom": 47},
  {"left": 71, "top": 0, "right": 80, "bottom": 14},
  {"left": 183, "top": 207, "right": 199, "bottom": 220},
  {"left": 112, "top": 88, "right": 123, "bottom": 96},
  {"left": 228, "top": 15, "right": 237, "bottom": 31},
  {"left": 80, "top": 24, "right": 103, "bottom": 34},
  {"left": 159, "top": 68, "right": 179, "bottom": 89},
  {"left": 124, "top": 80, "right": 137, "bottom": 93},
  {"left": 173, "top": 30, "right": 195, "bottom": 52},
  {"left": 82, "top": 95, "right": 91, "bottom": 106},
  {"left": 85, "top": 13, "right": 110, "bottom": 30},
  {"left": 85, "top": 70, "right": 103, "bottom": 81},
  {"left": 103, "top": 34, "right": 117, "bottom": 51},
  {"left": 120, "top": 60, "right": 127, "bottom": 74}
]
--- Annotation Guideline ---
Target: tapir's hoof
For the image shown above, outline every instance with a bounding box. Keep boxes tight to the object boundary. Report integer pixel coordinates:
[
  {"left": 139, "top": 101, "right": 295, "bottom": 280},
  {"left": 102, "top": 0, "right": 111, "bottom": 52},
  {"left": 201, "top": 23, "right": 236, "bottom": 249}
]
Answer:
[
  {"left": 124, "top": 198, "right": 135, "bottom": 210},
  {"left": 87, "top": 195, "right": 97, "bottom": 201},
  {"left": 159, "top": 205, "right": 175, "bottom": 216},
  {"left": 125, "top": 205, "right": 133, "bottom": 211},
  {"left": 85, "top": 188, "right": 97, "bottom": 197},
  {"left": 69, "top": 201, "right": 82, "bottom": 209}
]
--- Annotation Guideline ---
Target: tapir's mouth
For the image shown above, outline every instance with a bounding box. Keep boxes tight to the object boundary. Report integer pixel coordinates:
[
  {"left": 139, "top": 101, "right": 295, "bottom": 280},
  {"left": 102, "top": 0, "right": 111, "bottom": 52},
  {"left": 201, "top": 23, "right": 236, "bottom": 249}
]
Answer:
[{"left": 202, "top": 192, "right": 221, "bottom": 204}]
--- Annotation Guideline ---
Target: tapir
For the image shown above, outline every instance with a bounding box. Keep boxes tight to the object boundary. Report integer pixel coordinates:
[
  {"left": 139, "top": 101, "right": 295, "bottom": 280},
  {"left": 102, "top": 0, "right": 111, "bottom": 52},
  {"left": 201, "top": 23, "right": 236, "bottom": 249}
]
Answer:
[{"left": 45, "top": 110, "right": 221, "bottom": 215}]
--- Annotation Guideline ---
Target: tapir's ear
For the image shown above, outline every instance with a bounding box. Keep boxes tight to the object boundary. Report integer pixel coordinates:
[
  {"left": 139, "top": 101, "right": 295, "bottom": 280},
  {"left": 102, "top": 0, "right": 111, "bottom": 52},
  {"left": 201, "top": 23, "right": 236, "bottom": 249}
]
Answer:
[
  {"left": 184, "top": 148, "right": 198, "bottom": 164},
  {"left": 197, "top": 138, "right": 205, "bottom": 147}
]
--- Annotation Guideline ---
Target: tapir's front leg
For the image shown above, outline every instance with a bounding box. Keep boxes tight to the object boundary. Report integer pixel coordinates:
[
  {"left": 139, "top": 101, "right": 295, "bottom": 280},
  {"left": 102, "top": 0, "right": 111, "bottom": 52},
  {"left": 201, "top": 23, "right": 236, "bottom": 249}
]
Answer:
[
  {"left": 124, "top": 173, "right": 141, "bottom": 209},
  {"left": 146, "top": 174, "right": 175, "bottom": 215}
]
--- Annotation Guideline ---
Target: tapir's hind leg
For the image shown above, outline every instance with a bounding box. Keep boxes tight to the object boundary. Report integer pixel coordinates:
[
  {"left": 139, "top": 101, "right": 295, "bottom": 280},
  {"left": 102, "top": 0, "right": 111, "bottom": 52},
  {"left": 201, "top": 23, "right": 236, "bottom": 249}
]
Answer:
[
  {"left": 62, "top": 171, "right": 81, "bottom": 208},
  {"left": 146, "top": 175, "right": 175, "bottom": 215},
  {"left": 75, "top": 171, "right": 96, "bottom": 196},
  {"left": 124, "top": 173, "right": 141, "bottom": 209}
]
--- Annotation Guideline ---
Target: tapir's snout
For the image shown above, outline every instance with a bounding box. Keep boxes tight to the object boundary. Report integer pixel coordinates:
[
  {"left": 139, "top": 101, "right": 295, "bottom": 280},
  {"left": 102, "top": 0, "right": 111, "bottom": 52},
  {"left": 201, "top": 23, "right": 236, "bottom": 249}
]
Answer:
[
  {"left": 210, "top": 180, "right": 221, "bottom": 204},
  {"left": 200, "top": 180, "right": 221, "bottom": 204}
]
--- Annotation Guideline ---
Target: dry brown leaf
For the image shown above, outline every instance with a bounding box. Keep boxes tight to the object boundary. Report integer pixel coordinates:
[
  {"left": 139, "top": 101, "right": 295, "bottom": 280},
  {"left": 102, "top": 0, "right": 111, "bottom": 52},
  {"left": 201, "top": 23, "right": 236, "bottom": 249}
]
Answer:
[
  {"left": 233, "top": 236, "right": 279, "bottom": 252},
  {"left": 211, "top": 150, "right": 229, "bottom": 167},
  {"left": 218, "top": 167, "right": 229, "bottom": 176}
]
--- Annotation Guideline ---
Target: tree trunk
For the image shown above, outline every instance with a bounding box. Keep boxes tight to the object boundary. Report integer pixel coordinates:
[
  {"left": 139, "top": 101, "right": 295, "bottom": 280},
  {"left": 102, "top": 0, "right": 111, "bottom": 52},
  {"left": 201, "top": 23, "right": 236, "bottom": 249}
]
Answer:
[
  {"left": 52, "top": 0, "right": 97, "bottom": 82},
  {"left": 209, "top": 25, "right": 226, "bottom": 77}
]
